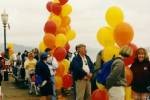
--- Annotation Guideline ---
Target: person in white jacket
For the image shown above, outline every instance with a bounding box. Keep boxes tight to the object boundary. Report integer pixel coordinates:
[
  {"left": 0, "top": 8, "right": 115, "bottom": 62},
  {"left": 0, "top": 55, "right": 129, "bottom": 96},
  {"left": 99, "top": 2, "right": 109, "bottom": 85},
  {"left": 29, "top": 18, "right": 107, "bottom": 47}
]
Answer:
[{"left": 45, "top": 48, "right": 58, "bottom": 100}]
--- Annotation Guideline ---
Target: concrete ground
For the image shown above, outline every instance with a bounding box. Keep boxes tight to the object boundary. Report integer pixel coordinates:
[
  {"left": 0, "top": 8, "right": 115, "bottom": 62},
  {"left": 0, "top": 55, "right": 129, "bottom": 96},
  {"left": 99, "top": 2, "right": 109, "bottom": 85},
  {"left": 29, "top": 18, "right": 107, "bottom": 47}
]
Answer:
[{"left": 1, "top": 75, "right": 74, "bottom": 100}]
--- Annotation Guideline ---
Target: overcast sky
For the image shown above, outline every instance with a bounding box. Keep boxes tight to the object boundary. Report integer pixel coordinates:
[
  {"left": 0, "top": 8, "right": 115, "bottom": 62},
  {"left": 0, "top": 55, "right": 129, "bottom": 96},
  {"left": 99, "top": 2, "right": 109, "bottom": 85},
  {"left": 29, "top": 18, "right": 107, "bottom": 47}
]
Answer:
[{"left": 0, "top": 0, "right": 150, "bottom": 52}]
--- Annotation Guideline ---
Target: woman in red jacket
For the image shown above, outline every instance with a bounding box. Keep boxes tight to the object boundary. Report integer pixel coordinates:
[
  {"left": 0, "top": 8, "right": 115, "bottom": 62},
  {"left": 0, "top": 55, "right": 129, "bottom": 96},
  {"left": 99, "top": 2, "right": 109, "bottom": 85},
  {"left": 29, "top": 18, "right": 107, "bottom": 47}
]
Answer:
[{"left": 130, "top": 48, "right": 150, "bottom": 100}]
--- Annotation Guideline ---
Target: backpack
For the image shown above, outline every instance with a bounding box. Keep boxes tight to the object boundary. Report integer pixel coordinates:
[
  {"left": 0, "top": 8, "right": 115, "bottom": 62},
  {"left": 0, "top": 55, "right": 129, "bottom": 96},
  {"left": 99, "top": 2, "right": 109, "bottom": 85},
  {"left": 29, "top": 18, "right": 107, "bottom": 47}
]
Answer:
[{"left": 96, "top": 58, "right": 115, "bottom": 85}]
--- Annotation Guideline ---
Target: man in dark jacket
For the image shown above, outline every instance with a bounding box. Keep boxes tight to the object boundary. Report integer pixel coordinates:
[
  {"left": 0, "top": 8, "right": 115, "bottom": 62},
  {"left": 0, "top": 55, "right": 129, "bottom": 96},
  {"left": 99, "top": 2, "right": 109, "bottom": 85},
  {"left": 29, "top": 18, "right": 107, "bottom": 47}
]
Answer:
[
  {"left": 70, "top": 44, "right": 94, "bottom": 100},
  {"left": 35, "top": 53, "right": 53, "bottom": 100}
]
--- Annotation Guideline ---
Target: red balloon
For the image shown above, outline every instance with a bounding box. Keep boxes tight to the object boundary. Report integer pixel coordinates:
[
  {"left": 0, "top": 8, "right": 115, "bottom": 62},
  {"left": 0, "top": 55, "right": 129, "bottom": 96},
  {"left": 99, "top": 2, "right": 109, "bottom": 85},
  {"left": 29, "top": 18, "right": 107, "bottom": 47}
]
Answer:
[
  {"left": 59, "top": 0, "right": 68, "bottom": 5},
  {"left": 124, "top": 43, "right": 138, "bottom": 66},
  {"left": 62, "top": 74, "right": 73, "bottom": 89},
  {"left": 125, "top": 66, "right": 133, "bottom": 86},
  {"left": 52, "top": 3, "right": 61, "bottom": 15},
  {"left": 44, "top": 21, "right": 57, "bottom": 34},
  {"left": 92, "top": 89, "right": 109, "bottom": 100},
  {"left": 53, "top": 47, "right": 67, "bottom": 61},
  {"left": 46, "top": 1, "right": 53, "bottom": 12},
  {"left": 64, "top": 43, "right": 70, "bottom": 52}
]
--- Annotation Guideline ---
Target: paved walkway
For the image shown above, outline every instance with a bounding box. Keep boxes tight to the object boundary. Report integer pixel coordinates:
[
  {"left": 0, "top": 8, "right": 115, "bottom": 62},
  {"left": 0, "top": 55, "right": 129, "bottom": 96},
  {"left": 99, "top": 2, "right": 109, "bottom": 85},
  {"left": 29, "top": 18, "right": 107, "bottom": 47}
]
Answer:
[{"left": 1, "top": 75, "right": 74, "bottom": 100}]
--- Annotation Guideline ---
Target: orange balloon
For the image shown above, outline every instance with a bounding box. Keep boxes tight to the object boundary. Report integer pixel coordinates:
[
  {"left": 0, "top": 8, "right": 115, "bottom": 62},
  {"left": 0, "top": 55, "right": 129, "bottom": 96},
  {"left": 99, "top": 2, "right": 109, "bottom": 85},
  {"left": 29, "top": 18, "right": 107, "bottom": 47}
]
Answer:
[
  {"left": 56, "top": 26, "right": 67, "bottom": 33},
  {"left": 55, "top": 62, "right": 65, "bottom": 76},
  {"left": 125, "top": 66, "right": 133, "bottom": 86},
  {"left": 55, "top": 75, "right": 63, "bottom": 90},
  {"left": 61, "top": 16, "right": 71, "bottom": 27},
  {"left": 114, "top": 22, "right": 134, "bottom": 47},
  {"left": 43, "top": 33, "right": 56, "bottom": 49}
]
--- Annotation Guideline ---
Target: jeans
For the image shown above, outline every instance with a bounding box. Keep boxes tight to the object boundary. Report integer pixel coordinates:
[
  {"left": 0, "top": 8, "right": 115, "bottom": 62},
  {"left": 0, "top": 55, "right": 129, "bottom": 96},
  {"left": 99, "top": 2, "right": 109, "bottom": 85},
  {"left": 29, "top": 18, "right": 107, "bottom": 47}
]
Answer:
[{"left": 50, "top": 75, "right": 56, "bottom": 100}]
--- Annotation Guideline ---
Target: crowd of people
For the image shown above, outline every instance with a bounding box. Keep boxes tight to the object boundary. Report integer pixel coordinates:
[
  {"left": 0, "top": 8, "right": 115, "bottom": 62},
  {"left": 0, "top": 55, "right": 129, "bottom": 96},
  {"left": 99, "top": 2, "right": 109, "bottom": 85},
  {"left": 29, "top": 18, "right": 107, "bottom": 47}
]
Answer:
[{"left": 0, "top": 44, "right": 150, "bottom": 100}]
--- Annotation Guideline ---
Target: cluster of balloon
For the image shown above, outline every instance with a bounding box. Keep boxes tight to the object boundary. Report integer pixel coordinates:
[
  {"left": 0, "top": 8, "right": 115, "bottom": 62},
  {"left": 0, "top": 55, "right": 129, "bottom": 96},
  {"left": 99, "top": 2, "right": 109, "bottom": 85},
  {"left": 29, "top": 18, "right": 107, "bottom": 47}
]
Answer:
[
  {"left": 96, "top": 6, "right": 138, "bottom": 99},
  {"left": 7, "top": 43, "right": 14, "bottom": 56},
  {"left": 39, "top": 0, "right": 75, "bottom": 91}
]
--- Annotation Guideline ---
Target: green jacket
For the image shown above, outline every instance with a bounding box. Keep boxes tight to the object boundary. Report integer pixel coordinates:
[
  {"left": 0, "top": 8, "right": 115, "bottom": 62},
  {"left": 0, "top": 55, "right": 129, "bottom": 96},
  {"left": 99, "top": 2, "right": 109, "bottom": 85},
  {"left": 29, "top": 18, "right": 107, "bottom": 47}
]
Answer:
[{"left": 106, "top": 57, "right": 127, "bottom": 89}]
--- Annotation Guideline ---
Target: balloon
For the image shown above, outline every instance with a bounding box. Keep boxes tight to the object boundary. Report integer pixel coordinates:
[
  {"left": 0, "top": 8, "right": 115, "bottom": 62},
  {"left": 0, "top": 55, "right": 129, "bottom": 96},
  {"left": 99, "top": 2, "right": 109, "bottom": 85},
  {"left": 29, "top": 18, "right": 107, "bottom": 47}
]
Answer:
[
  {"left": 53, "top": 47, "right": 67, "bottom": 61},
  {"left": 61, "top": 59, "right": 70, "bottom": 74},
  {"left": 9, "top": 48, "right": 14, "bottom": 56},
  {"left": 56, "top": 26, "right": 67, "bottom": 33},
  {"left": 7, "top": 43, "right": 14, "bottom": 49},
  {"left": 114, "top": 22, "right": 134, "bottom": 47},
  {"left": 66, "top": 30, "right": 76, "bottom": 41},
  {"left": 59, "top": 0, "right": 68, "bottom": 5},
  {"left": 97, "top": 26, "right": 115, "bottom": 47},
  {"left": 92, "top": 89, "right": 109, "bottom": 100},
  {"left": 61, "top": 4, "right": 72, "bottom": 16},
  {"left": 55, "top": 76, "right": 63, "bottom": 90},
  {"left": 96, "top": 81, "right": 105, "bottom": 90},
  {"left": 102, "top": 46, "right": 120, "bottom": 62},
  {"left": 43, "top": 34, "right": 56, "bottom": 49},
  {"left": 105, "top": 6, "right": 124, "bottom": 28},
  {"left": 44, "top": 21, "right": 57, "bottom": 34},
  {"left": 39, "top": 41, "right": 47, "bottom": 53},
  {"left": 125, "top": 87, "right": 132, "bottom": 100},
  {"left": 52, "top": 3, "right": 61, "bottom": 15},
  {"left": 61, "top": 16, "right": 71, "bottom": 27},
  {"left": 55, "top": 34, "right": 67, "bottom": 47},
  {"left": 46, "top": 1, "right": 53, "bottom": 12},
  {"left": 64, "top": 42, "right": 70, "bottom": 52},
  {"left": 56, "top": 62, "right": 65, "bottom": 76},
  {"left": 50, "top": 15, "right": 62, "bottom": 28},
  {"left": 62, "top": 74, "right": 73, "bottom": 89},
  {"left": 124, "top": 43, "right": 138, "bottom": 66},
  {"left": 53, "top": 0, "right": 59, "bottom": 3},
  {"left": 125, "top": 66, "right": 133, "bottom": 86}
]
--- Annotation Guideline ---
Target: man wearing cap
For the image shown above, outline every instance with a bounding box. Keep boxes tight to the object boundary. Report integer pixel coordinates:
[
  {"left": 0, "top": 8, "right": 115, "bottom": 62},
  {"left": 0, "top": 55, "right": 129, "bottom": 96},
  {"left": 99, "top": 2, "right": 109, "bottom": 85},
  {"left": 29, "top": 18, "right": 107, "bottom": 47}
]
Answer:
[
  {"left": 35, "top": 52, "right": 53, "bottom": 100},
  {"left": 45, "top": 48, "right": 58, "bottom": 100},
  {"left": 70, "top": 44, "right": 94, "bottom": 100}
]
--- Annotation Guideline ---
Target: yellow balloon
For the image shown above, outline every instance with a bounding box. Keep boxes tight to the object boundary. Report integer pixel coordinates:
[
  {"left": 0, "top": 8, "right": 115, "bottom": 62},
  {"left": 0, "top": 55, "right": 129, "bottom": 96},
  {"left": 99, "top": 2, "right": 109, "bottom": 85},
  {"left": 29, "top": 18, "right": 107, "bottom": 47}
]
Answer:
[
  {"left": 9, "top": 48, "right": 14, "bottom": 56},
  {"left": 7, "top": 43, "right": 14, "bottom": 49},
  {"left": 97, "top": 26, "right": 115, "bottom": 47},
  {"left": 105, "top": 6, "right": 124, "bottom": 28},
  {"left": 55, "top": 33, "right": 67, "bottom": 47},
  {"left": 96, "top": 81, "right": 105, "bottom": 90},
  {"left": 53, "top": 0, "right": 59, "bottom": 3},
  {"left": 66, "top": 30, "right": 76, "bottom": 41},
  {"left": 102, "top": 46, "right": 120, "bottom": 62},
  {"left": 125, "top": 86, "right": 132, "bottom": 100},
  {"left": 39, "top": 41, "right": 47, "bottom": 53},
  {"left": 61, "top": 4, "right": 72, "bottom": 16},
  {"left": 50, "top": 15, "right": 62, "bottom": 28},
  {"left": 61, "top": 59, "right": 70, "bottom": 74},
  {"left": 55, "top": 76, "right": 63, "bottom": 90}
]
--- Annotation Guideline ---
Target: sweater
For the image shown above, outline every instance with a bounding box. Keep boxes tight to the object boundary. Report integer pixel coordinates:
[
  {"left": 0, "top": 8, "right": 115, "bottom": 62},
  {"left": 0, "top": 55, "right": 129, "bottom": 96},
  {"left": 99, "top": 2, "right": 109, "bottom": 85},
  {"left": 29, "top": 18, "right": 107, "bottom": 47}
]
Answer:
[{"left": 130, "top": 60, "right": 150, "bottom": 93}]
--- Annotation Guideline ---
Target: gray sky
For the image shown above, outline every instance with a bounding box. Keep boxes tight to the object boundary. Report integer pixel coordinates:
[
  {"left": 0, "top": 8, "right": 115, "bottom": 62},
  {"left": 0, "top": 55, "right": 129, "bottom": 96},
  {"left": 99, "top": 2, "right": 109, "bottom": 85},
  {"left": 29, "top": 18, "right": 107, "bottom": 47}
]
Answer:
[{"left": 0, "top": 0, "right": 150, "bottom": 51}]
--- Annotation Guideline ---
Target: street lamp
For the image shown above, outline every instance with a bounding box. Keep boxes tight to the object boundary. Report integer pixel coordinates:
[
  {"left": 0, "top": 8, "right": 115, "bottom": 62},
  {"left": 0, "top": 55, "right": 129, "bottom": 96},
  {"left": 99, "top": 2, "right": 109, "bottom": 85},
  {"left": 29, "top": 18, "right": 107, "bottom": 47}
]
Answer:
[
  {"left": 1, "top": 10, "right": 8, "bottom": 54},
  {"left": 1, "top": 10, "right": 9, "bottom": 81}
]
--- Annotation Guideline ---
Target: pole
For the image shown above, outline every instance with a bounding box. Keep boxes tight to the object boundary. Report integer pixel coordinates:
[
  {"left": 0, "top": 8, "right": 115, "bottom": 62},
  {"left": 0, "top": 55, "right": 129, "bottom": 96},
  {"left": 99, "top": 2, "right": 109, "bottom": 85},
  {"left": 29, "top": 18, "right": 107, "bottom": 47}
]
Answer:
[
  {"left": 3, "top": 23, "right": 9, "bottom": 81},
  {"left": 4, "top": 24, "right": 7, "bottom": 53}
]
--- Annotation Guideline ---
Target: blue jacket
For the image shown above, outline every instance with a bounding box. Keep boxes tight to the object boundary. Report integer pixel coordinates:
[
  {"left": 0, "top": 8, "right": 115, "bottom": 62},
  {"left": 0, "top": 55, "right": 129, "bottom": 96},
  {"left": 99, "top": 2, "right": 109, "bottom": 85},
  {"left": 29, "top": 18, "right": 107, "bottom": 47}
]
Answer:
[
  {"left": 35, "top": 60, "right": 51, "bottom": 84},
  {"left": 70, "top": 54, "right": 94, "bottom": 81}
]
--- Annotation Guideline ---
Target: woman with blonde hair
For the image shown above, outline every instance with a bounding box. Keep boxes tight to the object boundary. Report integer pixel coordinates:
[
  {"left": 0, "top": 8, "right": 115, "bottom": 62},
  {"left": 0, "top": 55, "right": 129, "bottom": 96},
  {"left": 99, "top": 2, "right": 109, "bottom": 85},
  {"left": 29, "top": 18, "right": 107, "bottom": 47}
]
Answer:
[
  {"left": 130, "top": 48, "right": 150, "bottom": 100},
  {"left": 24, "top": 52, "right": 37, "bottom": 94}
]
